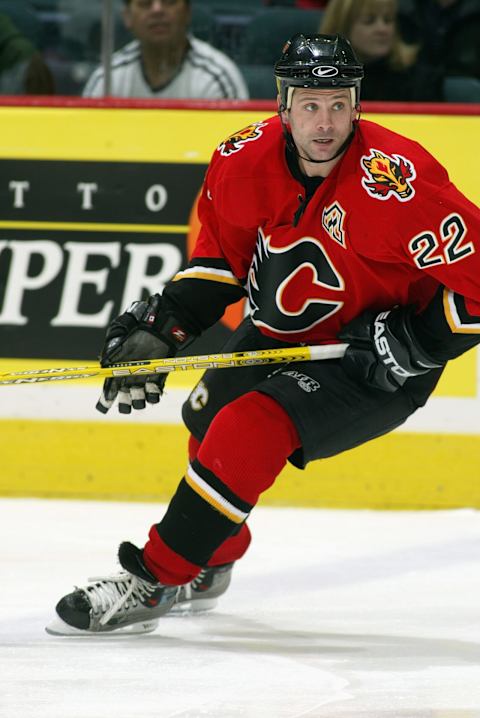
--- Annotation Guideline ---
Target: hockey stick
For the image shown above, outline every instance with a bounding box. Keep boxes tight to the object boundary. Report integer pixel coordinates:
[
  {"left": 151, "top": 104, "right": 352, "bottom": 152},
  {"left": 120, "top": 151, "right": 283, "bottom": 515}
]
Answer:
[{"left": 0, "top": 343, "right": 348, "bottom": 386}]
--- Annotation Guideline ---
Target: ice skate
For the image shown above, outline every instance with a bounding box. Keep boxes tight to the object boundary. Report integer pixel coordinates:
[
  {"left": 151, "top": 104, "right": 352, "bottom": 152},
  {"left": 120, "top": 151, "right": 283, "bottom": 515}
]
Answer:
[
  {"left": 45, "top": 542, "right": 178, "bottom": 636},
  {"left": 171, "top": 562, "right": 234, "bottom": 614}
]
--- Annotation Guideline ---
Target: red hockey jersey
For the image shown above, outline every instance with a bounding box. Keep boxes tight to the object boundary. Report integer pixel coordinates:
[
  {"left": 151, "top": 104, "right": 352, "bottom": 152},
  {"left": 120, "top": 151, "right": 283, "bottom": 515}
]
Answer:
[{"left": 167, "top": 115, "right": 480, "bottom": 353}]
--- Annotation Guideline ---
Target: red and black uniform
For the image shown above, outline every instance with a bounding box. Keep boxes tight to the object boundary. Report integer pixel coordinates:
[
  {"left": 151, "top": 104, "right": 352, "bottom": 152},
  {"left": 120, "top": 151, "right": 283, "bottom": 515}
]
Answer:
[
  {"left": 143, "top": 115, "right": 480, "bottom": 585},
  {"left": 165, "top": 114, "right": 480, "bottom": 350}
]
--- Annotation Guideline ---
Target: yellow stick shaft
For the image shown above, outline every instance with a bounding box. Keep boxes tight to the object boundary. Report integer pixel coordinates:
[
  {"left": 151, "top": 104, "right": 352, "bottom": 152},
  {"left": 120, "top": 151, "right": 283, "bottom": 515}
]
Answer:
[{"left": 0, "top": 344, "right": 348, "bottom": 386}]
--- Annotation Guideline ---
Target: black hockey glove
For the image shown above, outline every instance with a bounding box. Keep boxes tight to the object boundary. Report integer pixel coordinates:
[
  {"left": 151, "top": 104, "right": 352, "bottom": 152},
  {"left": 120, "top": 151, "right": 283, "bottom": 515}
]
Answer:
[
  {"left": 96, "top": 294, "right": 195, "bottom": 414},
  {"left": 338, "top": 306, "right": 444, "bottom": 393}
]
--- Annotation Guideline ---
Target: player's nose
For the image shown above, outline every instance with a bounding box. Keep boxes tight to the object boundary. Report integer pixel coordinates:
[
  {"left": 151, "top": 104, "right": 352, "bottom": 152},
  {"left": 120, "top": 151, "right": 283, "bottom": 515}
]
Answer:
[{"left": 315, "top": 109, "right": 334, "bottom": 132}]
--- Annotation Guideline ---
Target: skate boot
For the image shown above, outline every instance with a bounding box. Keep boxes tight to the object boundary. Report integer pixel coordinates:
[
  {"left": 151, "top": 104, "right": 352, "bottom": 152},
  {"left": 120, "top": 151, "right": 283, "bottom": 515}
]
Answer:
[
  {"left": 171, "top": 562, "right": 234, "bottom": 614},
  {"left": 45, "top": 542, "right": 178, "bottom": 636}
]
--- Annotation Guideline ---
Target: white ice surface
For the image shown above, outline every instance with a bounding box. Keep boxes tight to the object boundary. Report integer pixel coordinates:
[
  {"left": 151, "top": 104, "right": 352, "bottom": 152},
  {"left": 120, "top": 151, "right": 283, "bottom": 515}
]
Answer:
[{"left": 1, "top": 499, "right": 480, "bottom": 718}]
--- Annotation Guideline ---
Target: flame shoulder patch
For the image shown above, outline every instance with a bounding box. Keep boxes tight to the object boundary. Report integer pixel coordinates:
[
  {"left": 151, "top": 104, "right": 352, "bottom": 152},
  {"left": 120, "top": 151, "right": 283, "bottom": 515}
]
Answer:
[
  {"left": 218, "top": 122, "right": 269, "bottom": 157},
  {"left": 361, "top": 148, "right": 416, "bottom": 202}
]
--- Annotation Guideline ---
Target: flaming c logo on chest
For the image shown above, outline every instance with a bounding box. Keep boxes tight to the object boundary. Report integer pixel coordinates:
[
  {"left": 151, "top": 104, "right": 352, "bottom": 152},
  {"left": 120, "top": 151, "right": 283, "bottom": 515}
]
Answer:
[
  {"left": 218, "top": 122, "right": 268, "bottom": 156},
  {"left": 361, "top": 148, "right": 416, "bottom": 202}
]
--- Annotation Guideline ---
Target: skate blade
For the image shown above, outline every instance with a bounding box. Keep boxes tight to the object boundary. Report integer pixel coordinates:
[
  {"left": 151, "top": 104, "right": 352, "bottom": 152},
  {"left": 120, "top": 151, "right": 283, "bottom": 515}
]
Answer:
[
  {"left": 45, "top": 615, "right": 159, "bottom": 636},
  {"left": 169, "top": 597, "right": 218, "bottom": 615}
]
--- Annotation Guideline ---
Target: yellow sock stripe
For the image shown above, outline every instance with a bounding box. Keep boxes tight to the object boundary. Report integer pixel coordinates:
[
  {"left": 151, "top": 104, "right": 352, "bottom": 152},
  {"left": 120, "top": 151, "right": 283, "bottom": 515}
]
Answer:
[{"left": 185, "top": 466, "right": 248, "bottom": 524}]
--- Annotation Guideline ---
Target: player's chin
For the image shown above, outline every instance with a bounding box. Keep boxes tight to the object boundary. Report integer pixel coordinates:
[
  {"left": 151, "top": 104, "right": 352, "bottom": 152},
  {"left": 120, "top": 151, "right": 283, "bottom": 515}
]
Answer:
[
  {"left": 309, "top": 139, "right": 338, "bottom": 161},
  {"left": 312, "top": 139, "right": 336, "bottom": 152}
]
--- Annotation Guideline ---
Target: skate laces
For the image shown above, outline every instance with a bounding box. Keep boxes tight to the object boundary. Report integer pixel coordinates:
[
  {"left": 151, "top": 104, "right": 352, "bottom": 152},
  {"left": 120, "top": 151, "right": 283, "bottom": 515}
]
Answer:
[
  {"left": 83, "top": 572, "right": 157, "bottom": 626},
  {"left": 179, "top": 569, "right": 207, "bottom": 602},
  {"left": 191, "top": 569, "right": 207, "bottom": 590}
]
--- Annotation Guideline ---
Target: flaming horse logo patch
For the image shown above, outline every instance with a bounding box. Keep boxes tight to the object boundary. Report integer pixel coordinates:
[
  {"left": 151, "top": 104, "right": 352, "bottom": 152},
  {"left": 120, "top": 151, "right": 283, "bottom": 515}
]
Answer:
[
  {"left": 218, "top": 122, "right": 268, "bottom": 156},
  {"left": 361, "top": 148, "right": 416, "bottom": 202}
]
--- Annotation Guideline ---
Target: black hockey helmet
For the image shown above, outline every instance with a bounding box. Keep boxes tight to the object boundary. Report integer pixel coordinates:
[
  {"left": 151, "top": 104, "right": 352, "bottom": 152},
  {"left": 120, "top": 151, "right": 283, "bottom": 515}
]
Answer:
[{"left": 275, "top": 33, "right": 364, "bottom": 110}]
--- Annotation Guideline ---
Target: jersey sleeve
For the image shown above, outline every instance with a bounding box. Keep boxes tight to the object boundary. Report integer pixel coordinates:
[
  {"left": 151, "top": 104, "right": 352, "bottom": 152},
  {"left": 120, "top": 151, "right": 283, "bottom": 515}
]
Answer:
[
  {"left": 404, "top": 181, "right": 480, "bottom": 362},
  {"left": 161, "top": 158, "right": 249, "bottom": 333}
]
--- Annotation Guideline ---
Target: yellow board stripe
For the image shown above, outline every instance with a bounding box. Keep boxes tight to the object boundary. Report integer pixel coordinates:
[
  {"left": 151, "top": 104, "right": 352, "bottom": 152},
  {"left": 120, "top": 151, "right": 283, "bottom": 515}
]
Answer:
[
  {"left": 1, "top": 419, "right": 480, "bottom": 508},
  {"left": 185, "top": 465, "right": 247, "bottom": 523},
  {"left": 0, "top": 107, "right": 265, "bottom": 162},
  {"left": 0, "top": 220, "right": 189, "bottom": 234}
]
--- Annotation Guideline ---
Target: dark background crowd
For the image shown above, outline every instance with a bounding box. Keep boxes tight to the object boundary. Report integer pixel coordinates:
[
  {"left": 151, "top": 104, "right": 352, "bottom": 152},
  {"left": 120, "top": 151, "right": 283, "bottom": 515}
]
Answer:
[{"left": 0, "top": 0, "right": 479, "bottom": 102}]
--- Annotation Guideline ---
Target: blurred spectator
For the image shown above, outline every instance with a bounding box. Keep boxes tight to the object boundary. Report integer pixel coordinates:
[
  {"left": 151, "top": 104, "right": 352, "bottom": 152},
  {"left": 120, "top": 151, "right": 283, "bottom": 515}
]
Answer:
[
  {"left": 398, "top": 0, "right": 480, "bottom": 80},
  {"left": 320, "top": 0, "right": 443, "bottom": 101},
  {"left": 83, "top": 0, "right": 249, "bottom": 99},
  {"left": 0, "top": 12, "right": 54, "bottom": 94}
]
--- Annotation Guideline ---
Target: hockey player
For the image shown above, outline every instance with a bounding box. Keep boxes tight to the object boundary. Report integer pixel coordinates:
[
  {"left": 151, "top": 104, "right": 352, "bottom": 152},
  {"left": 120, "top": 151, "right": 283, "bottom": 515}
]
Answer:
[{"left": 47, "top": 34, "right": 480, "bottom": 635}]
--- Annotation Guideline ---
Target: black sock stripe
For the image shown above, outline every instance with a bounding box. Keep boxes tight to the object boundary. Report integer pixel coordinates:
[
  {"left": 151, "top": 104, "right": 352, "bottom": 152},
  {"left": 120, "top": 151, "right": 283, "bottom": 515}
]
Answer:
[
  {"left": 156, "top": 478, "right": 242, "bottom": 566},
  {"left": 191, "top": 458, "right": 254, "bottom": 514}
]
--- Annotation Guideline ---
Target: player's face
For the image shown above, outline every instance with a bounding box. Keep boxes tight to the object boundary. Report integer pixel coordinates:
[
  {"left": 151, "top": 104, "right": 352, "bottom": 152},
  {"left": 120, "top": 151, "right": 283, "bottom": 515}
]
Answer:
[
  {"left": 123, "top": 0, "right": 190, "bottom": 48},
  {"left": 349, "top": 1, "right": 396, "bottom": 62},
  {"left": 284, "top": 88, "right": 357, "bottom": 176}
]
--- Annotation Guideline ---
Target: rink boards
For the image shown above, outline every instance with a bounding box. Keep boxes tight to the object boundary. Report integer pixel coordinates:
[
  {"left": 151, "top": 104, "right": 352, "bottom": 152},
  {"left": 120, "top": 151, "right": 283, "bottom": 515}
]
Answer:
[
  {"left": 0, "top": 102, "right": 479, "bottom": 508},
  {"left": 0, "top": 347, "right": 479, "bottom": 509}
]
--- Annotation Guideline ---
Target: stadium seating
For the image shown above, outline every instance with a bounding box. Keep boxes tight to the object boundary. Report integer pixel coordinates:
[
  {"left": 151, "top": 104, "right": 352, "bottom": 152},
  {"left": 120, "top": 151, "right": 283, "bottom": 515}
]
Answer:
[
  {"left": 443, "top": 75, "right": 480, "bottom": 103},
  {"left": 239, "top": 63, "right": 276, "bottom": 99},
  {"left": 238, "top": 7, "right": 323, "bottom": 65},
  {"left": 0, "top": 0, "right": 43, "bottom": 46}
]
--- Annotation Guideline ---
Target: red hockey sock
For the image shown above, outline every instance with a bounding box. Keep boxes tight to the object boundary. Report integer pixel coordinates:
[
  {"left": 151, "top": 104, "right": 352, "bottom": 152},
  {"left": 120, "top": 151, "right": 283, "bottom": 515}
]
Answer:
[
  {"left": 143, "top": 392, "right": 300, "bottom": 584},
  {"left": 196, "top": 391, "right": 301, "bottom": 505},
  {"left": 143, "top": 522, "right": 252, "bottom": 583},
  {"left": 207, "top": 522, "right": 252, "bottom": 566},
  {"left": 143, "top": 525, "right": 200, "bottom": 585},
  {"left": 186, "top": 435, "right": 252, "bottom": 566}
]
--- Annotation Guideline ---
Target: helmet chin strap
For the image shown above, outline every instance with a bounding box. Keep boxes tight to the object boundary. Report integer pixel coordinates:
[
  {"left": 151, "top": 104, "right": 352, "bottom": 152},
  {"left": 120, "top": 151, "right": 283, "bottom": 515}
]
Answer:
[{"left": 278, "top": 105, "right": 360, "bottom": 166}]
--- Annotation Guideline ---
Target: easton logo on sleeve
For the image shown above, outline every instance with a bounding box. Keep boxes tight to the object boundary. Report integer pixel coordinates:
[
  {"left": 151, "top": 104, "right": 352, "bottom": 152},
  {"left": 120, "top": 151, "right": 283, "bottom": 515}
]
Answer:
[{"left": 361, "top": 149, "right": 416, "bottom": 202}]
